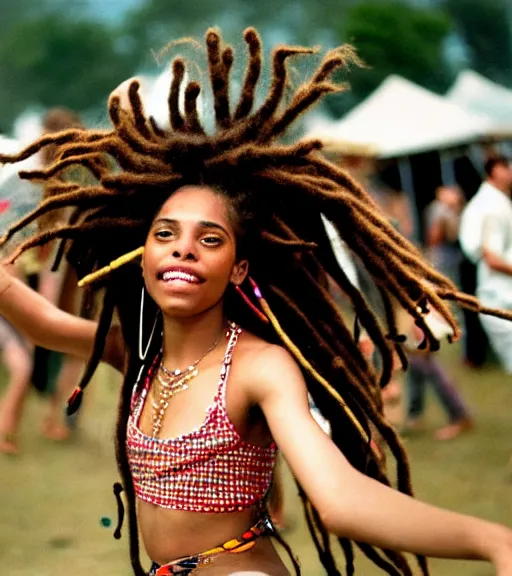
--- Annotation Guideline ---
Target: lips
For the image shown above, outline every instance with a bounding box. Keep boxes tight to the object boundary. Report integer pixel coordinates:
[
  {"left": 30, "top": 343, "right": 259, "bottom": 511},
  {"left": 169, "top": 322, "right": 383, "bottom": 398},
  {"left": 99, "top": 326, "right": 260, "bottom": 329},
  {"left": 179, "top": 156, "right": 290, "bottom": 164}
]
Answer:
[{"left": 158, "top": 267, "right": 204, "bottom": 284}]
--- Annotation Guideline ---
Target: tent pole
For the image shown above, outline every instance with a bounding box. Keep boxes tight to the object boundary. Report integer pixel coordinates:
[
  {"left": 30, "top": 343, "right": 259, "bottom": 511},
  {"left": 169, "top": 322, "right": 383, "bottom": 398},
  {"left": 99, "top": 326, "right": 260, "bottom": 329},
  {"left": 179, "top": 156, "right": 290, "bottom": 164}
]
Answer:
[
  {"left": 440, "top": 150, "right": 456, "bottom": 185},
  {"left": 397, "top": 156, "right": 420, "bottom": 244},
  {"left": 468, "top": 143, "right": 485, "bottom": 177}
]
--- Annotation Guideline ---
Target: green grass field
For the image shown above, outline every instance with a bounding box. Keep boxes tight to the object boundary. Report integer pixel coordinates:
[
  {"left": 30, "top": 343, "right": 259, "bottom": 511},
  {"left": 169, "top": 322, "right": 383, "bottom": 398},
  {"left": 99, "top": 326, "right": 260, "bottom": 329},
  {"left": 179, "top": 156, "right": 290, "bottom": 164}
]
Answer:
[{"left": 1, "top": 347, "right": 511, "bottom": 575}]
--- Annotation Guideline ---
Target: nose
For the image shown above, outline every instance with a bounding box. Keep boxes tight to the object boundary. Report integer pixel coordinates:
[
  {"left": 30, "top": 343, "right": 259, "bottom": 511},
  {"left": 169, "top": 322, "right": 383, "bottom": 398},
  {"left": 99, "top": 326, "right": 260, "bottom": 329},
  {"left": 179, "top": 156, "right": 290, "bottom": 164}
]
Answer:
[{"left": 171, "top": 232, "right": 197, "bottom": 261}]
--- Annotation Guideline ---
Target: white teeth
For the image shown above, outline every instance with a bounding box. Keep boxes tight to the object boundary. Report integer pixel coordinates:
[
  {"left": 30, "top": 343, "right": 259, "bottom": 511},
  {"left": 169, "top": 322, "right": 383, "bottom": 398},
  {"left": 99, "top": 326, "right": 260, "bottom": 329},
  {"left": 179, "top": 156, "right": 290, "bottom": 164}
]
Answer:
[{"left": 162, "top": 270, "right": 200, "bottom": 283}]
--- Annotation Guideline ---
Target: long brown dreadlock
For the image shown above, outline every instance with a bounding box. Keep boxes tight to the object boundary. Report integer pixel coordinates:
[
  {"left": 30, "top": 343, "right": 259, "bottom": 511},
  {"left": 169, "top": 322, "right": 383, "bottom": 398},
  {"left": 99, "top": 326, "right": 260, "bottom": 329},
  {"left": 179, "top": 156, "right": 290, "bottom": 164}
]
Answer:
[{"left": 1, "top": 27, "right": 511, "bottom": 576}]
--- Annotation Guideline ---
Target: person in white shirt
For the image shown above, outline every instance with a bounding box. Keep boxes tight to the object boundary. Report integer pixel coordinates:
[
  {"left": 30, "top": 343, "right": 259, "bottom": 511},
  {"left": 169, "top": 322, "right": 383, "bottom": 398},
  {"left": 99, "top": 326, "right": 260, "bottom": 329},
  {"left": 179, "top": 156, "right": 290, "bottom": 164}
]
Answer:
[{"left": 459, "top": 155, "right": 512, "bottom": 373}]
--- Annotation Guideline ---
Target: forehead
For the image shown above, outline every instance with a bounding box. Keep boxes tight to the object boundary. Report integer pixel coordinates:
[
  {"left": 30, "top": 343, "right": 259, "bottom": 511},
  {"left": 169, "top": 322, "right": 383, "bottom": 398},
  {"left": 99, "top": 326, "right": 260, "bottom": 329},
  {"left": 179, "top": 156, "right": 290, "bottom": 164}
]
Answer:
[
  {"left": 155, "top": 186, "right": 230, "bottom": 224},
  {"left": 493, "top": 160, "right": 512, "bottom": 171}
]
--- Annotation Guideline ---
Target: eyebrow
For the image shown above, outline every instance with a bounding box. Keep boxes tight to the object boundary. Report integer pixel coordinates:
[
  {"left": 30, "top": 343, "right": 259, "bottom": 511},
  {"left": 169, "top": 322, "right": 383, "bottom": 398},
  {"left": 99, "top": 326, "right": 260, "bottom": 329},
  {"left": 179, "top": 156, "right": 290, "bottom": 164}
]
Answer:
[{"left": 152, "top": 218, "right": 231, "bottom": 236}]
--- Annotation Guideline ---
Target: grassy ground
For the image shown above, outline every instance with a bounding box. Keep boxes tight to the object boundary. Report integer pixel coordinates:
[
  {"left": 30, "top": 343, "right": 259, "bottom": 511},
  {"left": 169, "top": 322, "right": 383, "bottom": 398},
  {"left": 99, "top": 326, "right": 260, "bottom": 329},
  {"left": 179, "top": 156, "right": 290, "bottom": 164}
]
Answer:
[{"left": 1, "top": 346, "right": 511, "bottom": 575}]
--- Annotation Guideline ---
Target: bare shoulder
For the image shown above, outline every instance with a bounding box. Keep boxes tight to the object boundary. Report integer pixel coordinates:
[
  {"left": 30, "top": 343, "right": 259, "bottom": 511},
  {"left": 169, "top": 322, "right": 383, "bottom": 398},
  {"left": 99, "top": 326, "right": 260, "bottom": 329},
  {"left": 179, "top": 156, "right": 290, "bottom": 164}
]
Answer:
[
  {"left": 236, "top": 330, "right": 299, "bottom": 373},
  {"left": 235, "top": 330, "right": 307, "bottom": 404}
]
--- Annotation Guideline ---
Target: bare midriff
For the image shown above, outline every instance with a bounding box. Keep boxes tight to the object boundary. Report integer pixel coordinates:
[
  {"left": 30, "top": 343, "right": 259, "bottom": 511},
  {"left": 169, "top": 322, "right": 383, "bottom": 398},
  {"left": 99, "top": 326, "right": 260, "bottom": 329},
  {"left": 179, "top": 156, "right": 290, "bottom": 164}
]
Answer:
[{"left": 138, "top": 502, "right": 289, "bottom": 574}]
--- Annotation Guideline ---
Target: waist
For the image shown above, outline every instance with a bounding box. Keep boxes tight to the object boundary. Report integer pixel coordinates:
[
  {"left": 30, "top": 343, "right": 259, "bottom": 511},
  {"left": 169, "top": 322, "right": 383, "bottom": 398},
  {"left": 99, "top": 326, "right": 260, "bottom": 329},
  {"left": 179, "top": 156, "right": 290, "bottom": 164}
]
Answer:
[
  {"left": 477, "top": 266, "right": 512, "bottom": 302},
  {"left": 477, "top": 283, "right": 512, "bottom": 308},
  {"left": 148, "top": 516, "right": 271, "bottom": 575},
  {"left": 138, "top": 501, "right": 260, "bottom": 564}
]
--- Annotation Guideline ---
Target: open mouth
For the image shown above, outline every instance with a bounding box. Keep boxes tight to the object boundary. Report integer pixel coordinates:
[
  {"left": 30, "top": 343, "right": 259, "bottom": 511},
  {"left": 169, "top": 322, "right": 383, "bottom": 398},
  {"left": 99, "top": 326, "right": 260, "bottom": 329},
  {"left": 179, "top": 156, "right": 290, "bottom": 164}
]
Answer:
[{"left": 158, "top": 268, "right": 203, "bottom": 284}]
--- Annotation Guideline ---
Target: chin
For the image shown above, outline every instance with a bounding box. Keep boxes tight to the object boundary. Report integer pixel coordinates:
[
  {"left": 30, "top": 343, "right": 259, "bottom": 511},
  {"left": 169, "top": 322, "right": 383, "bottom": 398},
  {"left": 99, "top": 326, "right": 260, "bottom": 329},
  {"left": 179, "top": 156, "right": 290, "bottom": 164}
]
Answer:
[{"left": 159, "top": 298, "right": 223, "bottom": 319}]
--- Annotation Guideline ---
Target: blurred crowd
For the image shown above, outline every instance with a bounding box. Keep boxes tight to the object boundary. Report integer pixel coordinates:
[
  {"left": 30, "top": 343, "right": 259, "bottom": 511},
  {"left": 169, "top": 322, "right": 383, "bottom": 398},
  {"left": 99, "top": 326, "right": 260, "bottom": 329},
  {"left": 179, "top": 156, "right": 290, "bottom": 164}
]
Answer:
[
  {"left": 328, "top": 149, "right": 512, "bottom": 445},
  {"left": 0, "top": 107, "right": 86, "bottom": 454}
]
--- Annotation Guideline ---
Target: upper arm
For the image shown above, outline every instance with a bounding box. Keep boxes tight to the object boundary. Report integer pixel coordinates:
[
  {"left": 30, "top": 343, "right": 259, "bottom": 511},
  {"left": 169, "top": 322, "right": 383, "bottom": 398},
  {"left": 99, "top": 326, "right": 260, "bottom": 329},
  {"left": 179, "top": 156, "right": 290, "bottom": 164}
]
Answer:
[
  {"left": 247, "top": 346, "right": 358, "bottom": 514},
  {"left": 35, "top": 302, "right": 125, "bottom": 372},
  {"left": 426, "top": 221, "right": 444, "bottom": 247},
  {"left": 480, "top": 214, "right": 512, "bottom": 273},
  {"left": 425, "top": 205, "right": 444, "bottom": 247},
  {"left": 482, "top": 214, "right": 508, "bottom": 255}
]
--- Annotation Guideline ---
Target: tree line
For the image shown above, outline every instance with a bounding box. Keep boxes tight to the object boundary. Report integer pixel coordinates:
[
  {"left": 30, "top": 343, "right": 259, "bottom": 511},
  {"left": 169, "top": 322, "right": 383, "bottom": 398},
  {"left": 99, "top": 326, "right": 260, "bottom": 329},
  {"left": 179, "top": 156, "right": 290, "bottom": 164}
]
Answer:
[{"left": 0, "top": 0, "right": 510, "bottom": 129}]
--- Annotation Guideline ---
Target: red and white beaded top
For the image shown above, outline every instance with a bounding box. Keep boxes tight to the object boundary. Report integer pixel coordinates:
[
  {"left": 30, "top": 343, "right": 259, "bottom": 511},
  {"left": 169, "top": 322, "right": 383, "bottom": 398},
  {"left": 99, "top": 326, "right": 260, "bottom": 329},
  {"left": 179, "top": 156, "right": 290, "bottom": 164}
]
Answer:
[{"left": 126, "top": 322, "right": 278, "bottom": 512}]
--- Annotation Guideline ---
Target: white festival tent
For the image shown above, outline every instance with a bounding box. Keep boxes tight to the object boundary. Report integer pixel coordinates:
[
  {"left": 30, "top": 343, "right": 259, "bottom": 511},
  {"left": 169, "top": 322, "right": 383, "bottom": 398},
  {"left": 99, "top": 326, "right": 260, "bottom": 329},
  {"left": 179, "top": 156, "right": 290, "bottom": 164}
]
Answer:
[
  {"left": 446, "top": 70, "right": 512, "bottom": 136},
  {"left": 112, "top": 66, "right": 206, "bottom": 132},
  {"left": 305, "top": 75, "right": 492, "bottom": 158},
  {"left": 0, "top": 115, "right": 45, "bottom": 242}
]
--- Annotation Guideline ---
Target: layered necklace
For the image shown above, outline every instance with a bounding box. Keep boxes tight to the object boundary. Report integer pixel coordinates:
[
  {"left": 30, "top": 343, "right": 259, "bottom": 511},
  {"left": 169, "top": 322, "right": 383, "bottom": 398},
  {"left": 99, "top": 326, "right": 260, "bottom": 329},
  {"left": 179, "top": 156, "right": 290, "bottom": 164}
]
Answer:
[{"left": 151, "top": 329, "right": 224, "bottom": 438}]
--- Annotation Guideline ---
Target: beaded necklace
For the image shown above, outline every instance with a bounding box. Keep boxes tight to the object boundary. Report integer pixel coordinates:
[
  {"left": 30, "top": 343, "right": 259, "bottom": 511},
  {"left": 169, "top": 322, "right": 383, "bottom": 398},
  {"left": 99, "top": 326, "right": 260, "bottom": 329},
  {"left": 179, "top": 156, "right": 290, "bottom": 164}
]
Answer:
[{"left": 151, "top": 328, "right": 223, "bottom": 437}]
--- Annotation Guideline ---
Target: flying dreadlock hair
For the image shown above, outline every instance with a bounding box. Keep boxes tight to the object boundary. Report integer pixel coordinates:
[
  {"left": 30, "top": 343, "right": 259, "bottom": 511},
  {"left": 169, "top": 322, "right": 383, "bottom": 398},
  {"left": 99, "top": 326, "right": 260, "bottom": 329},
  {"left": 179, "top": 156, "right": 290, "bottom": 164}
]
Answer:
[{"left": 1, "top": 27, "right": 511, "bottom": 576}]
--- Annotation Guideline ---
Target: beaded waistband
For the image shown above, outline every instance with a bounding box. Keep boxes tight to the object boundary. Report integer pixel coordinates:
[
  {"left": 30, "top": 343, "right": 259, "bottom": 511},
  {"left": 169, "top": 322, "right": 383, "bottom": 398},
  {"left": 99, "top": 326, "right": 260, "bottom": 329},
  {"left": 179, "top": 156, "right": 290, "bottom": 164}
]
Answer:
[{"left": 149, "top": 517, "right": 269, "bottom": 575}]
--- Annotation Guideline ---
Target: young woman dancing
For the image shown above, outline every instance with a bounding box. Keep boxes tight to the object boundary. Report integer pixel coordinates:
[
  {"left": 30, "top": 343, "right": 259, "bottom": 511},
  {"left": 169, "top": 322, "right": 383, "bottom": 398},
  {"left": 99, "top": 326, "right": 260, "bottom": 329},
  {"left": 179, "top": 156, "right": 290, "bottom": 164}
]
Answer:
[{"left": 0, "top": 28, "right": 511, "bottom": 576}]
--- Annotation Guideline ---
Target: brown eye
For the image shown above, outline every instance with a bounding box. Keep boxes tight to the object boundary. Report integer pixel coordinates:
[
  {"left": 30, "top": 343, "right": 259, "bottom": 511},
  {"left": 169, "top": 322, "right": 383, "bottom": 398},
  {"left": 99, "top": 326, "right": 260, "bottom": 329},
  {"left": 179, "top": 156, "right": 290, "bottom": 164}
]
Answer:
[{"left": 201, "top": 236, "right": 222, "bottom": 246}]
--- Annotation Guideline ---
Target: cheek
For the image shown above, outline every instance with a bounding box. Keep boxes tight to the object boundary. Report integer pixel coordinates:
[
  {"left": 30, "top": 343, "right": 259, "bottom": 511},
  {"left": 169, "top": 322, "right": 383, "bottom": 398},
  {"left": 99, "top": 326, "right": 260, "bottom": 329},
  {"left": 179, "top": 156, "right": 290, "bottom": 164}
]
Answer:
[
  {"left": 141, "top": 242, "right": 161, "bottom": 281},
  {"left": 213, "top": 249, "right": 237, "bottom": 275},
  {"left": 197, "top": 254, "right": 236, "bottom": 292}
]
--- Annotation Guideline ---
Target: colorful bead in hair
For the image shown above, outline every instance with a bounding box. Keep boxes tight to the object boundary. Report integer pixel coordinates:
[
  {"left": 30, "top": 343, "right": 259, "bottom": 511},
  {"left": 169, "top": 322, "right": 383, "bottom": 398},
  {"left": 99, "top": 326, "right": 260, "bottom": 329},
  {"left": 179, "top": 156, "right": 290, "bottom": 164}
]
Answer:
[{"left": 78, "top": 246, "right": 144, "bottom": 287}]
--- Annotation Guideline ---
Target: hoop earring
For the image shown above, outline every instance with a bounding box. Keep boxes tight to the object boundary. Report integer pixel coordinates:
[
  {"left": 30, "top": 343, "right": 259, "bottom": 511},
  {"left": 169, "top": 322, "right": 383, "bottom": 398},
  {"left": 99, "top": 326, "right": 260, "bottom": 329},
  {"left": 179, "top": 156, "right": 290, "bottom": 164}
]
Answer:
[
  {"left": 139, "top": 287, "right": 158, "bottom": 361},
  {"left": 235, "top": 284, "right": 269, "bottom": 323}
]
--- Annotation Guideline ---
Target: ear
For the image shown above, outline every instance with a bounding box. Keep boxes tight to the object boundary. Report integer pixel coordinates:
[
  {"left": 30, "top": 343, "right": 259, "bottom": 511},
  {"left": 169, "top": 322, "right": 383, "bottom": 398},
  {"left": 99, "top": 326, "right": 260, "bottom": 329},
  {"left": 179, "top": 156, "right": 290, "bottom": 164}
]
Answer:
[{"left": 230, "top": 259, "right": 249, "bottom": 286}]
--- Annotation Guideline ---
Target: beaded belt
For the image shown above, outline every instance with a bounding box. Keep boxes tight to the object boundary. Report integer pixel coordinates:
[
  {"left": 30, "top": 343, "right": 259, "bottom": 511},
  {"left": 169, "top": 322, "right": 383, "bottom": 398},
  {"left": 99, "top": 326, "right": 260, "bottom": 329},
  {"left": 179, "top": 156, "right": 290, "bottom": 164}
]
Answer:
[{"left": 149, "top": 518, "right": 269, "bottom": 575}]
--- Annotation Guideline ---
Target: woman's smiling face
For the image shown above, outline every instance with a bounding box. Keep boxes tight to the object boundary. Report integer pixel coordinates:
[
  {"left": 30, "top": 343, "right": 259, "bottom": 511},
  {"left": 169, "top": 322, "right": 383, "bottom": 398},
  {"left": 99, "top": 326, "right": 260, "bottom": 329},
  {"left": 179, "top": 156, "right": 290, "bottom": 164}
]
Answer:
[{"left": 142, "top": 185, "right": 248, "bottom": 318}]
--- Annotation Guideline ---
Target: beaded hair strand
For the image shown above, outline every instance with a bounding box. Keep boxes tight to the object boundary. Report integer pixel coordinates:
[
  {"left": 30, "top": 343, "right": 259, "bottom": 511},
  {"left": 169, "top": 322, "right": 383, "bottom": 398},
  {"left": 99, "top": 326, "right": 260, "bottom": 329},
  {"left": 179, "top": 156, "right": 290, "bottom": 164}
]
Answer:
[{"left": 1, "top": 27, "right": 511, "bottom": 576}]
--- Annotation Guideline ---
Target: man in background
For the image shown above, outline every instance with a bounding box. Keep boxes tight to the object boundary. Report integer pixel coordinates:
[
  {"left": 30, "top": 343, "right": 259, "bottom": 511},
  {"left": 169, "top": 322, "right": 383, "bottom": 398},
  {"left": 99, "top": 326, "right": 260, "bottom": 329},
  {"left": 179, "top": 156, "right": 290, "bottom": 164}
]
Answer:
[{"left": 459, "top": 155, "right": 512, "bottom": 374}]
